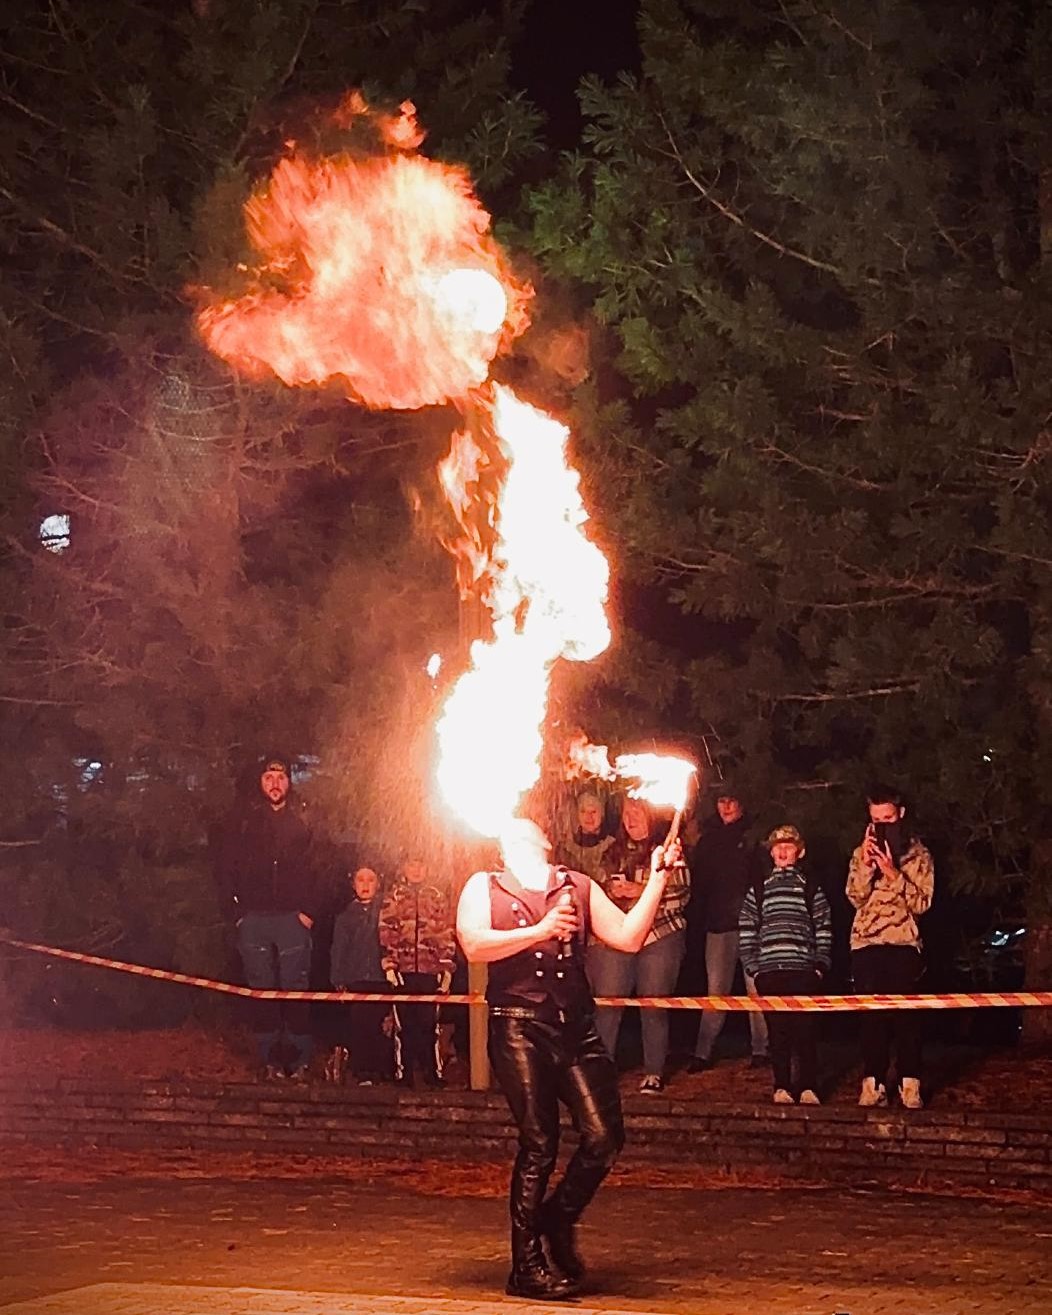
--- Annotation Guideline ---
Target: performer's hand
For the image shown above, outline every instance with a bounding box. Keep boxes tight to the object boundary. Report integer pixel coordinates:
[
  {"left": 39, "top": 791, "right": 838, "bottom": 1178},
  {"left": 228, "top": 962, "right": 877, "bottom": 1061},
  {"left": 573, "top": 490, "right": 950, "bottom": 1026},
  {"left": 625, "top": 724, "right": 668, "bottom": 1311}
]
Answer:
[
  {"left": 437, "top": 971, "right": 452, "bottom": 994},
  {"left": 297, "top": 911, "right": 314, "bottom": 930},
  {"left": 651, "top": 839, "right": 681, "bottom": 876},
  {"left": 384, "top": 966, "right": 403, "bottom": 988},
  {"left": 538, "top": 901, "right": 578, "bottom": 942}
]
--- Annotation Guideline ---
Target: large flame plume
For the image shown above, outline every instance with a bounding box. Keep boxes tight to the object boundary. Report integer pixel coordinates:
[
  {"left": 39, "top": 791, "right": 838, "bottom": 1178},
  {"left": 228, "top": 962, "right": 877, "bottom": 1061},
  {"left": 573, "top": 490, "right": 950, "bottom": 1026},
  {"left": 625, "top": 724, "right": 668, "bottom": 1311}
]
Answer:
[
  {"left": 194, "top": 91, "right": 691, "bottom": 860},
  {"left": 195, "top": 96, "right": 530, "bottom": 411},
  {"left": 434, "top": 387, "right": 610, "bottom": 844}
]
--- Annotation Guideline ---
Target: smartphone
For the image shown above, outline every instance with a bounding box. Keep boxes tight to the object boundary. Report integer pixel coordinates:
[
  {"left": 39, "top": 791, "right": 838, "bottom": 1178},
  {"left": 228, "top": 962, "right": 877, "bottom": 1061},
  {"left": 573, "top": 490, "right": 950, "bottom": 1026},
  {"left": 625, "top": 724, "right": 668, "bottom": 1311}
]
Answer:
[{"left": 870, "top": 821, "right": 903, "bottom": 865}]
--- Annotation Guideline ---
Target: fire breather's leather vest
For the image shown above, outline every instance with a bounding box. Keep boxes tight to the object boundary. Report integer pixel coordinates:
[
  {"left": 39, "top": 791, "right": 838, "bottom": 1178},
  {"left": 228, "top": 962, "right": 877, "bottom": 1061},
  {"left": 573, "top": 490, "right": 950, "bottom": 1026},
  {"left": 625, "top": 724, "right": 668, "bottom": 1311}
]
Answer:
[{"left": 486, "top": 866, "right": 594, "bottom": 1015}]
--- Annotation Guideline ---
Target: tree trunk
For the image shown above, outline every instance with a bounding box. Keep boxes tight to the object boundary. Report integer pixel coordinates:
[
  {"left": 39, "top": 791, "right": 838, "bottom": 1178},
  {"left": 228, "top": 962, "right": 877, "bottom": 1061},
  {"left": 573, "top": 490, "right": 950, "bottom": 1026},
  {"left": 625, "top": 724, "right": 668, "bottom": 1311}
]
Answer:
[
  {"left": 1023, "top": 113, "right": 1052, "bottom": 1046},
  {"left": 1022, "top": 838, "right": 1052, "bottom": 1049},
  {"left": 1022, "top": 921, "right": 1052, "bottom": 1048}
]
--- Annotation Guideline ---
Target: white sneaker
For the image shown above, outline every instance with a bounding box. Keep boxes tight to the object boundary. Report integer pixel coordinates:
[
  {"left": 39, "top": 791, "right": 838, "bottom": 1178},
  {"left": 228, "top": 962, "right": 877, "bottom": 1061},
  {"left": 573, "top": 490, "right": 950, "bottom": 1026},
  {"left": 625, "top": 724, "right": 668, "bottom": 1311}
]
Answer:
[
  {"left": 773, "top": 1088, "right": 795, "bottom": 1105},
  {"left": 899, "top": 1077, "right": 924, "bottom": 1110},
  {"left": 858, "top": 1076, "right": 888, "bottom": 1108},
  {"left": 798, "top": 1088, "right": 821, "bottom": 1105}
]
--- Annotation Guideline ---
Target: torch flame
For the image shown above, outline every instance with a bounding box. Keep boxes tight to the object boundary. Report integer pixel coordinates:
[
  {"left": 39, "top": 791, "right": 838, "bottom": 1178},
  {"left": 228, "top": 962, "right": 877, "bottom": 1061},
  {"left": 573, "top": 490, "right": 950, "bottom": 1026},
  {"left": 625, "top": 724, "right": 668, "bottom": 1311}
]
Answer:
[
  {"left": 613, "top": 751, "right": 697, "bottom": 813},
  {"left": 567, "top": 735, "right": 697, "bottom": 814}
]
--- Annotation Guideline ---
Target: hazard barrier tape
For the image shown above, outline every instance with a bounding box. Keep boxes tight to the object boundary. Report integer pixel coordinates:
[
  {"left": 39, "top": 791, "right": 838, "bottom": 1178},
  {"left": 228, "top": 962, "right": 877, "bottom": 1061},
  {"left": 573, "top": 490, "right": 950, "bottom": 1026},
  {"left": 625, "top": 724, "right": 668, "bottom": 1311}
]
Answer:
[{"left": 3, "top": 935, "right": 1050, "bottom": 1011}]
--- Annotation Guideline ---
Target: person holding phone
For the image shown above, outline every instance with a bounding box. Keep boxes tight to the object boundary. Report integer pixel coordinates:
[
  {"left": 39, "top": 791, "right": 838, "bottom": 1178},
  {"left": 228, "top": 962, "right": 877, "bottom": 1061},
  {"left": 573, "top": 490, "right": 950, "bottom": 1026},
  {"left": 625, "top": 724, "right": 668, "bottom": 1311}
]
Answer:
[{"left": 846, "top": 785, "right": 935, "bottom": 1109}]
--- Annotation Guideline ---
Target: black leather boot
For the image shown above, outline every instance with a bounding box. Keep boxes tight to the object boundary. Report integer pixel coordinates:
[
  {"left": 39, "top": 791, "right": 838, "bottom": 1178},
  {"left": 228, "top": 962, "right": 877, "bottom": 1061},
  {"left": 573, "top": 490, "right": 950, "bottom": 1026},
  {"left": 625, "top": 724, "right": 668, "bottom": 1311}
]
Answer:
[
  {"left": 509, "top": 1213, "right": 579, "bottom": 1300},
  {"left": 539, "top": 1201, "right": 585, "bottom": 1284},
  {"left": 505, "top": 1264, "right": 579, "bottom": 1301}
]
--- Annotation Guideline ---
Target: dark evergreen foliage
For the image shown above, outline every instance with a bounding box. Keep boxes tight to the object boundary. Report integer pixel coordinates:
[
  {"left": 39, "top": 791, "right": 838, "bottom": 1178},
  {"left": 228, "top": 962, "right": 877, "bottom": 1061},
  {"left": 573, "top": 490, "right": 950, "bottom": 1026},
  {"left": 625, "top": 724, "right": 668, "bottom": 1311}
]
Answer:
[
  {"left": 0, "top": 0, "right": 541, "bottom": 1020},
  {"left": 526, "top": 1, "right": 1052, "bottom": 953}
]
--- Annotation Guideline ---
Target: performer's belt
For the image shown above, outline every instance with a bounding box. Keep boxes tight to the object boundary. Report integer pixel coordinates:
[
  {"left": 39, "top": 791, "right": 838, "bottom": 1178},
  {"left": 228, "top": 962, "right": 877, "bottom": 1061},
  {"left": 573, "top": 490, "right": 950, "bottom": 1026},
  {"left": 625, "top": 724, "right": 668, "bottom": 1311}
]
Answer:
[{"left": 488, "top": 1003, "right": 592, "bottom": 1026}]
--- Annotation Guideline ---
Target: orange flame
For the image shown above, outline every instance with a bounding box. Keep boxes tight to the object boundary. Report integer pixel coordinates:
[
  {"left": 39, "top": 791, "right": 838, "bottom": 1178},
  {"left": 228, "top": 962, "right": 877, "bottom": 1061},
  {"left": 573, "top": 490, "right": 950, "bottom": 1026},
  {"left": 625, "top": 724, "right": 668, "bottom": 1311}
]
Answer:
[
  {"left": 195, "top": 99, "right": 530, "bottom": 411},
  {"left": 193, "top": 93, "right": 646, "bottom": 865},
  {"left": 567, "top": 735, "right": 697, "bottom": 813},
  {"left": 435, "top": 387, "right": 611, "bottom": 843}
]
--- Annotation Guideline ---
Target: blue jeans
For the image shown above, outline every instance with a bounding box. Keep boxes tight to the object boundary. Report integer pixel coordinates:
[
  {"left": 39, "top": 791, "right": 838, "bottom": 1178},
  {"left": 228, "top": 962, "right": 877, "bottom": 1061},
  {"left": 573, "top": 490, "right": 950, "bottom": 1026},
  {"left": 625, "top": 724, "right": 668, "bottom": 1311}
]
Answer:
[
  {"left": 236, "top": 911, "right": 313, "bottom": 1067},
  {"left": 588, "top": 931, "right": 686, "bottom": 1077},
  {"left": 693, "top": 929, "right": 769, "bottom": 1060}
]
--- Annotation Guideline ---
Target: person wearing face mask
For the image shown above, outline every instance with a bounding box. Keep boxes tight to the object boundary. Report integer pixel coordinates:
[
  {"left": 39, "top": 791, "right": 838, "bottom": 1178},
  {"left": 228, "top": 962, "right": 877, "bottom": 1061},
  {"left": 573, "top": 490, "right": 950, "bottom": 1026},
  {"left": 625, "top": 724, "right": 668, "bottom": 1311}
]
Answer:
[
  {"left": 846, "top": 785, "right": 935, "bottom": 1110},
  {"left": 588, "top": 797, "right": 691, "bottom": 1093}
]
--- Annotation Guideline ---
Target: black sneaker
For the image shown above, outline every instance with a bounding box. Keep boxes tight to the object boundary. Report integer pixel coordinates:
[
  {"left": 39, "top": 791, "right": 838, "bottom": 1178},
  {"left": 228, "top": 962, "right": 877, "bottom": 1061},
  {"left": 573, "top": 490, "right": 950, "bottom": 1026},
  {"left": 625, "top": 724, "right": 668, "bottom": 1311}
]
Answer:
[{"left": 688, "top": 1056, "right": 712, "bottom": 1074}]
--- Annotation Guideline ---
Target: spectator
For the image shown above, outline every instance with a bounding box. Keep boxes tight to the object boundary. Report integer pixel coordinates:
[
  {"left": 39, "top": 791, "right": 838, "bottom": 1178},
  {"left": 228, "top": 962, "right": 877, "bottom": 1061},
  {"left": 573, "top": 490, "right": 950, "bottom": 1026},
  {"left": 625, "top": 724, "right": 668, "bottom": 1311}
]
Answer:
[
  {"left": 739, "top": 825, "right": 831, "bottom": 1106},
  {"left": 330, "top": 866, "right": 392, "bottom": 1085},
  {"left": 380, "top": 856, "right": 456, "bottom": 1087},
  {"left": 553, "top": 790, "right": 615, "bottom": 882},
  {"left": 215, "top": 754, "right": 322, "bottom": 1080},
  {"left": 688, "top": 789, "right": 769, "bottom": 1072},
  {"left": 847, "top": 785, "right": 934, "bottom": 1110},
  {"left": 588, "top": 798, "right": 690, "bottom": 1092}
]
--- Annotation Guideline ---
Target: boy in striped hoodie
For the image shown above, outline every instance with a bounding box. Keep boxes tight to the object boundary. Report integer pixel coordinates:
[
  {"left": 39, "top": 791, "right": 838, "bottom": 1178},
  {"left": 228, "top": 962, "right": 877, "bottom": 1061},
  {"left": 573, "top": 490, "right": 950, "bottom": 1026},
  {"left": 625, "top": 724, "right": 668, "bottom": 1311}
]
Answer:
[{"left": 739, "top": 826, "right": 832, "bottom": 1106}]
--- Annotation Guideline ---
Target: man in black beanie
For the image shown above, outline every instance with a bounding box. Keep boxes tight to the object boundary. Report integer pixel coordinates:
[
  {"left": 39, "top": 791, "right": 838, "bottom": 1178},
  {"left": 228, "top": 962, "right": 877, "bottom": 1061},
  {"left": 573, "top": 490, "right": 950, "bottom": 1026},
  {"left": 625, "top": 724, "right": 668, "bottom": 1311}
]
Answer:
[
  {"left": 688, "top": 787, "right": 769, "bottom": 1071},
  {"left": 216, "top": 755, "right": 322, "bottom": 1079}
]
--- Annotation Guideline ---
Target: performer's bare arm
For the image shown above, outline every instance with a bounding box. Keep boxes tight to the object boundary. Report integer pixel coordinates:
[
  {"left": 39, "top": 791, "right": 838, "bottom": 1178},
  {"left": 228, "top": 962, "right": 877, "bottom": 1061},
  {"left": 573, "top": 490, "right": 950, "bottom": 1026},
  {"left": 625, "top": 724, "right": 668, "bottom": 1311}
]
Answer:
[
  {"left": 457, "top": 871, "right": 578, "bottom": 964},
  {"left": 589, "top": 844, "right": 673, "bottom": 954}
]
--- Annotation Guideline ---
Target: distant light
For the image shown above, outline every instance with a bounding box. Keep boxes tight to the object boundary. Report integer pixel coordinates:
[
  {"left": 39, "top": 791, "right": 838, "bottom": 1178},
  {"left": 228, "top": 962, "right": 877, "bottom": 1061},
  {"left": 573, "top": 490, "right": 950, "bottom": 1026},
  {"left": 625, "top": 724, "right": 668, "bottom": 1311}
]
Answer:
[
  {"left": 39, "top": 513, "right": 70, "bottom": 553},
  {"left": 426, "top": 653, "right": 442, "bottom": 679},
  {"left": 73, "top": 757, "right": 104, "bottom": 787}
]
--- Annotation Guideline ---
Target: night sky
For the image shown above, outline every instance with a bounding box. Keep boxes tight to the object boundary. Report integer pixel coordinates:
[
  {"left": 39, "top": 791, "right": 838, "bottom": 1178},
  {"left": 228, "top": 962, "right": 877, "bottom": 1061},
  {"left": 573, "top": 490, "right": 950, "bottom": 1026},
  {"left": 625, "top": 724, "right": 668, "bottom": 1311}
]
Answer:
[{"left": 512, "top": 0, "right": 641, "bottom": 144}]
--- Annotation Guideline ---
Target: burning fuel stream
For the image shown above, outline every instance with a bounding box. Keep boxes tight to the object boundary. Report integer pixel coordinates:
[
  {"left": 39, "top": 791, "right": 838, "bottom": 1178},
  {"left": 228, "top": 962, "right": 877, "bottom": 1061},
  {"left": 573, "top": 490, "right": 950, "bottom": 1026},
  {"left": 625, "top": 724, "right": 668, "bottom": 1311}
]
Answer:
[{"left": 195, "top": 94, "right": 695, "bottom": 852}]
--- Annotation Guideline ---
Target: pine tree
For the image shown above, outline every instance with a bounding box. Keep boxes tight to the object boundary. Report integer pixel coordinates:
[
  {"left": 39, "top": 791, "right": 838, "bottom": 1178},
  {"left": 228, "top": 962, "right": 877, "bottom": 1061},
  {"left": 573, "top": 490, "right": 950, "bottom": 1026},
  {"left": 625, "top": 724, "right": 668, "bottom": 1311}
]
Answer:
[
  {"left": 527, "top": 0, "right": 1052, "bottom": 1020},
  {"left": 0, "top": 0, "right": 541, "bottom": 1020}
]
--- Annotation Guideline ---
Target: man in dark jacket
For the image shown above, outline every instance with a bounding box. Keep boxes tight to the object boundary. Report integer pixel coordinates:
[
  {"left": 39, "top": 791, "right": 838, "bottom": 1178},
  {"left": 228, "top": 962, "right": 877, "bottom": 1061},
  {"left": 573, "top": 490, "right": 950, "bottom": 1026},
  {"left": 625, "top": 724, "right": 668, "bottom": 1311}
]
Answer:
[
  {"left": 216, "top": 755, "right": 323, "bottom": 1080},
  {"left": 688, "top": 789, "right": 769, "bottom": 1070}
]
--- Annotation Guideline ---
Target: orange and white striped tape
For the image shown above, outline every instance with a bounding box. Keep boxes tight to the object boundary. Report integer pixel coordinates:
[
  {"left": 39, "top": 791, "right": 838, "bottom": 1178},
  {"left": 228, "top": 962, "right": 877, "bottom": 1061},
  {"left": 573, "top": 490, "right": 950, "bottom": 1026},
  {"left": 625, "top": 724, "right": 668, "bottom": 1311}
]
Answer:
[{"left": 3, "top": 935, "right": 1048, "bottom": 1011}]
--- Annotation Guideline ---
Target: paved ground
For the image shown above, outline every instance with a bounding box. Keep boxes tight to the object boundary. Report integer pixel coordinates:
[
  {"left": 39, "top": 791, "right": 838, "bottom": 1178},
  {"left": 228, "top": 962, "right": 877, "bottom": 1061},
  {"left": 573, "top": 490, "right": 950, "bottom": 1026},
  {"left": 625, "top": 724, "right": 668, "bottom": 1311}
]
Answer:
[{"left": 3, "top": 1176, "right": 1051, "bottom": 1314}]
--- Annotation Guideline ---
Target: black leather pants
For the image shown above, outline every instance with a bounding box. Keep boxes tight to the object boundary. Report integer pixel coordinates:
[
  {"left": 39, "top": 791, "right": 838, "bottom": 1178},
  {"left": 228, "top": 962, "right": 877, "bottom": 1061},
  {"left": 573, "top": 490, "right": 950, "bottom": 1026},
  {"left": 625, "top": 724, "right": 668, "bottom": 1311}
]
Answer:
[{"left": 488, "top": 1009, "right": 625, "bottom": 1273}]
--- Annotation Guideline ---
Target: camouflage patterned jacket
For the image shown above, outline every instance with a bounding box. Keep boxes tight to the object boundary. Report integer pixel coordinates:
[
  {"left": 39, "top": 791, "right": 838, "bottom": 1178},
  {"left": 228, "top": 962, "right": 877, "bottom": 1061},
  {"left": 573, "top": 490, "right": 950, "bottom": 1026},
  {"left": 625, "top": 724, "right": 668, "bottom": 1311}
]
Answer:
[
  {"left": 379, "top": 879, "right": 456, "bottom": 976},
  {"left": 846, "top": 837, "right": 934, "bottom": 952}
]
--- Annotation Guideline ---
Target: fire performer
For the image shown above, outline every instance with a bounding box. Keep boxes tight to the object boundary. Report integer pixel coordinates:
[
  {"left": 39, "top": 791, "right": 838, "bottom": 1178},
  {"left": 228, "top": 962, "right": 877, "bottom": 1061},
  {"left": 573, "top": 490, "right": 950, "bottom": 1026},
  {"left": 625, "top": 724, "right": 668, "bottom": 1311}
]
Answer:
[{"left": 456, "top": 819, "right": 681, "bottom": 1301}]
